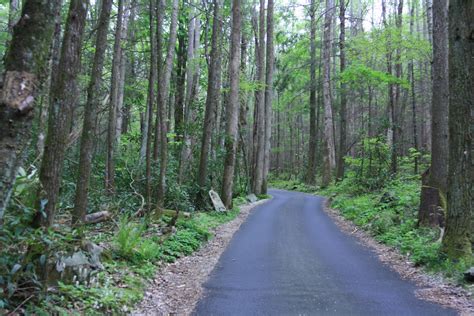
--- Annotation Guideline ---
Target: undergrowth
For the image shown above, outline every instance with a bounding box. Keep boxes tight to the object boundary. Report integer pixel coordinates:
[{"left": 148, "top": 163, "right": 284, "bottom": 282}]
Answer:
[
  {"left": 318, "top": 173, "right": 472, "bottom": 282},
  {"left": 1, "top": 196, "right": 255, "bottom": 315},
  {"left": 269, "top": 141, "right": 472, "bottom": 283}
]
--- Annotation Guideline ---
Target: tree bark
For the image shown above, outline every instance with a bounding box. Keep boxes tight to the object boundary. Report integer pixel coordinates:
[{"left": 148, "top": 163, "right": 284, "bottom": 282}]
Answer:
[
  {"left": 336, "top": 0, "right": 347, "bottom": 181},
  {"left": 152, "top": 0, "right": 165, "bottom": 161},
  {"left": 36, "top": 1, "right": 63, "bottom": 161},
  {"left": 105, "top": 0, "right": 127, "bottom": 194},
  {"left": 144, "top": 0, "right": 158, "bottom": 211},
  {"left": 156, "top": 0, "right": 179, "bottom": 207},
  {"left": 261, "top": 0, "right": 274, "bottom": 194},
  {"left": 251, "top": 0, "right": 266, "bottom": 195},
  {"left": 419, "top": 0, "right": 449, "bottom": 227},
  {"left": 7, "top": 0, "right": 20, "bottom": 36},
  {"left": 321, "top": 0, "right": 336, "bottom": 187},
  {"left": 35, "top": 0, "right": 89, "bottom": 227},
  {"left": 391, "top": 0, "right": 403, "bottom": 174},
  {"left": 305, "top": 0, "right": 317, "bottom": 185},
  {"left": 221, "top": 0, "right": 241, "bottom": 208},
  {"left": 197, "top": 0, "right": 223, "bottom": 202},
  {"left": 178, "top": 3, "right": 201, "bottom": 183},
  {"left": 174, "top": 18, "right": 187, "bottom": 144},
  {"left": 72, "top": 0, "right": 113, "bottom": 225},
  {"left": 0, "top": 0, "right": 59, "bottom": 223},
  {"left": 441, "top": 0, "right": 473, "bottom": 260}
]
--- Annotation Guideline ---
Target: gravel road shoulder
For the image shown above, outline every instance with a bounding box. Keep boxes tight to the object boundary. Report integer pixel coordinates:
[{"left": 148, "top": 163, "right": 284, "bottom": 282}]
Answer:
[
  {"left": 322, "top": 198, "right": 473, "bottom": 316},
  {"left": 132, "top": 199, "right": 270, "bottom": 315}
]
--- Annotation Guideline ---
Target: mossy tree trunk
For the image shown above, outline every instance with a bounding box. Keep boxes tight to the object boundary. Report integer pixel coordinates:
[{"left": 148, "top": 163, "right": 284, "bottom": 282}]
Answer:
[
  {"left": 441, "top": 0, "right": 473, "bottom": 260},
  {"left": 0, "top": 0, "right": 59, "bottom": 224}
]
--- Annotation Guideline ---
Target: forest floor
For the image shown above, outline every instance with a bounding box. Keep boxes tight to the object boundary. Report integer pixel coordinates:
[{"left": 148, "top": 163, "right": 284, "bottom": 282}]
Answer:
[{"left": 132, "top": 198, "right": 270, "bottom": 315}]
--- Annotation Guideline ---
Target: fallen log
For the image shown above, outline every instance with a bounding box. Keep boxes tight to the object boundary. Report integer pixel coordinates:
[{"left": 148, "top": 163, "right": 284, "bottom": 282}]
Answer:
[
  {"left": 84, "top": 211, "right": 111, "bottom": 224},
  {"left": 161, "top": 209, "right": 191, "bottom": 218}
]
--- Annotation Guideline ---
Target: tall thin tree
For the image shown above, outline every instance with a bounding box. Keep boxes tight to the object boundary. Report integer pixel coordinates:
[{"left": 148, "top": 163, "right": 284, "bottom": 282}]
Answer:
[
  {"left": 35, "top": 0, "right": 89, "bottom": 227},
  {"left": 251, "top": 0, "right": 266, "bottom": 194},
  {"left": 145, "top": 0, "right": 158, "bottom": 211},
  {"left": 73, "top": 0, "right": 113, "bottom": 224},
  {"left": 156, "top": 0, "right": 179, "bottom": 208},
  {"left": 261, "top": 0, "right": 274, "bottom": 194},
  {"left": 336, "top": 0, "right": 347, "bottom": 180},
  {"left": 105, "top": 0, "right": 127, "bottom": 194},
  {"left": 221, "top": 0, "right": 242, "bottom": 208},
  {"left": 305, "top": 0, "right": 317, "bottom": 185},
  {"left": 321, "top": 0, "right": 336, "bottom": 187},
  {"left": 197, "top": 0, "right": 223, "bottom": 203}
]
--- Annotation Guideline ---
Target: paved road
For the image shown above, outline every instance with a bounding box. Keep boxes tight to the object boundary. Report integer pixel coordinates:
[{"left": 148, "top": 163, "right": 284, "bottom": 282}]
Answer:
[{"left": 194, "top": 189, "right": 456, "bottom": 316}]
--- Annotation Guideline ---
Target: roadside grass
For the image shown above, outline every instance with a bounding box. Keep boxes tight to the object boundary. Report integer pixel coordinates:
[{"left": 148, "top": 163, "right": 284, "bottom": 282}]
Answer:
[
  {"left": 269, "top": 173, "right": 472, "bottom": 283},
  {"left": 25, "top": 197, "right": 257, "bottom": 315}
]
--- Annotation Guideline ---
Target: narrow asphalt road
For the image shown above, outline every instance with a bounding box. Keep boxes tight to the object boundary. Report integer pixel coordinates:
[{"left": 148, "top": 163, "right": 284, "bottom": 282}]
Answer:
[{"left": 194, "top": 189, "right": 456, "bottom": 316}]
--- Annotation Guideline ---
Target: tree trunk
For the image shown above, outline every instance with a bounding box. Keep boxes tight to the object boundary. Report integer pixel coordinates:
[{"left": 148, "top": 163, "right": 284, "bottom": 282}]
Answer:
[
  {"left": 261, "top": 0, "right": 274, "bottom": 194},
  {"left": 251, "top": 0, "right": 266, "bottom": 195},
  {"left": 174, "top": 19, "right": 187, "bottom": 144},
  {"left": 156, "top": 0, "right": 179, "bottom": 207},
  {"left": 145, "top": 0, "right": 158, "bottom": 211},
  {"left": 441, "top": 0, "right": 473, "bottom": 260},
  {"left": 7, "top": 0, "right": 20, "bottom": 36},
  {"left": 321, "top": 0, "right": 336, "bottom": 187},
  {"left": 418, "top": 0, "right": 448, "bottom": 227},
  {"left": 36, "top": 2, "right": 63, "bottom": 161},
  {"left": 336, "top": 0, "right": 347, "bottom": 181},
  {"left": 72, "top": 0, "right": 113, "bottom": 225},
  {"left": 119, "top": 0, "right": 137, "bottom": 136},
  {"left": 153, "top": 0, "right": 165, "bottom": 161},
  {"left": 409, "top": 1, "right": 418, "bottom": 175},
  {"left": 221, "top": 0, "right": 241, "bottom": 208},
  {"left": 0, "top": 0, "right": 59, "bottom": 223},
  {"left": 305, "top": 0, "right": 317, "bottom": 185},
  {"left": 178, "top": 3, "right": 201, "bottom": 183},
  {"left": 391, "top": 0, "right": 403, "bottom": 174},
  {"left": 382, "top": 0, "right": 394, "bottom": 157},
  {"left": 35, "top": 0, "right": 89, "bottom": 227},
  {"left": 197, "top": 0, "right": 223, "bottom": 203},
  {"left": 105, "top": 0, "right": 127, "bottom": 194}
]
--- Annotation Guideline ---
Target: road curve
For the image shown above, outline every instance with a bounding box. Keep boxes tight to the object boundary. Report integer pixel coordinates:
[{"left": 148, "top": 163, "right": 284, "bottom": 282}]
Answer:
[{"left": 194, "top": 189, "right": 456, "bottom": 316}]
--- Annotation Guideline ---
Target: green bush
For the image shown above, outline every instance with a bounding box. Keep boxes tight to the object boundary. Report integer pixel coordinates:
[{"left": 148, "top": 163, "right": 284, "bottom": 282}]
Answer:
[
  {"left": 136, "top": 239, "right": 162, "bottom": 262},
  {"left": 322, "top": 172, "right": 470, "bottom": 281},
  {"left": 114, "top": 216, "right": 145, "bottom": 259},
  {"left": 344, "top": 137, "right": 391, "bottom": 192}
]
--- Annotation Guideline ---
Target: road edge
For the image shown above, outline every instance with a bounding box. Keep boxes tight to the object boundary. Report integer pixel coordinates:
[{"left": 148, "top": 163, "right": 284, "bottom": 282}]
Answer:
[
  {"left": 131, "top": 198, "right": 272, "bottom": 315},
  {"left": 321, "top": 197, "right": 473, "bottom": 315}
]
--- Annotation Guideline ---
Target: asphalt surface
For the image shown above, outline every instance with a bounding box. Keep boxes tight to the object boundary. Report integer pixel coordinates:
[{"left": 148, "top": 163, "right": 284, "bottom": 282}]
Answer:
[{"left": 194, "top": 189, "right": 456, "bottom": 316}]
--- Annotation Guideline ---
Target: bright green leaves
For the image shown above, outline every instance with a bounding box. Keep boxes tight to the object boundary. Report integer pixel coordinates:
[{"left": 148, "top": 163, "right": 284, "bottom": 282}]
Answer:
[{"left": 340, "top": 63, "right": 409, "bottom": 88}]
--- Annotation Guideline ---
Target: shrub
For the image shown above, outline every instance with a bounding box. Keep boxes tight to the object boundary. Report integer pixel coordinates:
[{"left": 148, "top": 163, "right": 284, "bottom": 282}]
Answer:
[{"left": 114, "top": 216, "right": 144, "bottom": 259}]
